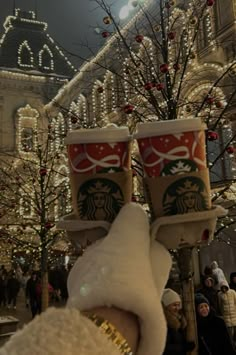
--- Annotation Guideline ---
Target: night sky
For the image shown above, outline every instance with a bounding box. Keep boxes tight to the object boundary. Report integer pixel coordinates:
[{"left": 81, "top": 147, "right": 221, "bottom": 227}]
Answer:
[{"left": 0, "top": 0, "right": 127, "bottom": 68}]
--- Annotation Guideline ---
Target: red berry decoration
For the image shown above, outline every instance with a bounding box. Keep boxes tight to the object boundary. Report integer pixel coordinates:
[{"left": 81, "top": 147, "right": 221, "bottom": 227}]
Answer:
[
  {"left": 215, "top": 101, "right": 224, "bottom": 108},
  {"left": 160, "top": 64, "right": 169, "bottom": 73},
  {"left": 173, "top": 63, "right": 181, "bottom": 71},
  {"left": 206, "top": 96, "right": 214, "bottom": 105},
  {"left": 39, "top": 168, "right": 47, "bottom": 176},
  {"left": 207, "top": 0, "right": 214, "bottom": 6},
  {"left": 167, "top": 32, "right": 176, "bottom": 40},
  {"left": 45, "top": 222, "right": 54, "bottom": 230},
  {"left": 102, "top": 31, "right": 110, "bottom": 38},
  {"left": 207, "top": 131, "right": 218, "bottom": 141},
  {"left": 103, "top": 16, "right": 112, "bottom": 25},
  {"left": 123, "top": 104, "right": 134, "bottom": 114},
  {"left": 226, "top": 146, "right": 235, "bottom": 154},
  {"left": 156, "top": 83, "right": 165, "bottom": 91},
  {"left": 144, "top": 82, "right": 153, "bottom": 91},
  {"left": 135, "top": 34, "right": 144, "bottom": 43}
]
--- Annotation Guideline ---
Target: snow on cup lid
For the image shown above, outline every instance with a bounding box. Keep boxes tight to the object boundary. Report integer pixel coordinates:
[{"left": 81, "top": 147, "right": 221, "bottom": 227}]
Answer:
[
  {"left": 65, "top": 124, "right": 131, "bottom": 144},
  {"left": 134, "top": 118, "right": 206, "bottom": 139}
]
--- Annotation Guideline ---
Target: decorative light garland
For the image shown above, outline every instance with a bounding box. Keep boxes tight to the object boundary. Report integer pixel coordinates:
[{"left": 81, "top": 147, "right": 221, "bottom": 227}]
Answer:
[
  {"left": 38, "top": 44, "right": 54, "bottom": 71},
  {"left": 18, "top": 40, "right": 34, "bottom": 68}
]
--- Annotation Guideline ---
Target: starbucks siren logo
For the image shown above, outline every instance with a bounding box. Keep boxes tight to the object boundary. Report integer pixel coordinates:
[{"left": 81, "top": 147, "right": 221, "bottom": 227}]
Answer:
[
  {"left": 161, "top": 159, "right": 198, "bottom": 176},
  {"left": 163, "top": 176, "right": 209, "bottom": 215},
  {"left": 78, "top": 178, "right": 124, "bottom": 222}
]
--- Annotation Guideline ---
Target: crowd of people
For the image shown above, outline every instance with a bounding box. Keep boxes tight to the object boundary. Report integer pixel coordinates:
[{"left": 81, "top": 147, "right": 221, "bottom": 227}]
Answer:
[
  {"left": 0, "top": 264, "right": 70, "bottom": 318},
  {"left": 1, "top": 257, "right": 236, "bottom": 354},
  {"left": 162, "top": 260, "right": 236, "bottom": 355}
]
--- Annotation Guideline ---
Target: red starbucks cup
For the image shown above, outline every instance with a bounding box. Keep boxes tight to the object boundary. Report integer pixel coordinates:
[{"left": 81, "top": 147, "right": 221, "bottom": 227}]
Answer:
[
  {"left": 65, "top": 126, "right": 133, "bottom": 222},
  {"left": 66, "top": 126, "right": 131, "bottom": 174},
  {"left": 134, "top": 118, "right": 207, "bottom": 178}
]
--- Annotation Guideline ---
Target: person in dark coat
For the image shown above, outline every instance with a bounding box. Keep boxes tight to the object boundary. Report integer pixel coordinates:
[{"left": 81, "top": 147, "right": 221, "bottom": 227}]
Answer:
[
  {"left": 7, "top": 272, "right": 20, "bottom": 309},
  {"left": 195, "top": 293, "right": 236, "bottom": 355},
  {"left": 197, "top": 275, "right": 221, "bottom": 315},
  {"left": 0, "top": 273, "right": 7, "bottom": 307},
  {"left": 26, "top": 272, "right": 41, "bottom": 318},
  {"left": 230, "top": 272, "right": 236, "bottom": 292},
  {"left": 162, "top": 288, "right": 195, "bottom": 355}
]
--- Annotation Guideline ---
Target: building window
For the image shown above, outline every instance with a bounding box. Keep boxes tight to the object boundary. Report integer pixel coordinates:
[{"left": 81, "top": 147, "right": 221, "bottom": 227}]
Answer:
[
  {"left": 21, "top": 127, "right": 34, "bottom": 152},
  {"left": 38, "top": 45, "right": 54, "bottom": 71},
  {"left": 18, "top": 41, "right": 34, "bottom": 68},
  {"left": 16, "top": 105, "right": 39, "bottom": 153}
]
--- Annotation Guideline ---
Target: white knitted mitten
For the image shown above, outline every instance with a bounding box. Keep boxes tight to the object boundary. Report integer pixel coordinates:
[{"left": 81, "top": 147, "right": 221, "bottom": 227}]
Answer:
[{"left": 67, "top": 203, "right": 171, "bottom": 355}]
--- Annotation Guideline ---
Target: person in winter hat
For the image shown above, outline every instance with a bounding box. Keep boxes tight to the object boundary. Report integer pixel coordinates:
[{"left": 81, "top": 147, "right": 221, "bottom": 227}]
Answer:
[
  {"left": 211, "top": 261, "right": 227, "bottom": 291},
  {"left": 197, "top": 275, "right": 221, "bottom": 315},
  {"left": 218, "top": 280, "right": 236, "bottom": 345},
  {"left": 230, "top": 272, "right": 236, "bottom": 292},
  {"left": 195, "top": 293, "right": 236, "bottom": 355},
  {"left": 162, "top": 288, "right": 195, "bottom": 355},
  {"left": 0, "top": 203, "right": 172, "bottom": 355}
]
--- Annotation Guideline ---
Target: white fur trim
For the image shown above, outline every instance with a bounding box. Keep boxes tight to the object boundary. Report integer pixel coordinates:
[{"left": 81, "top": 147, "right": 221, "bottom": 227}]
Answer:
[
  {"left": 0, "top": 308, "right": 120, "bottom": 355},
  {"left": 67, "top": 203, "right": 171, "bottom": 355}
]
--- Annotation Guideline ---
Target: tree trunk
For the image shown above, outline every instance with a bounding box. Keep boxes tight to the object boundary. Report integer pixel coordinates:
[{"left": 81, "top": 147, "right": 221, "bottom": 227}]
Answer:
[
  {"left": 177, "top": 248, "right": 198, "bottom": 355},
  {"left": 41, "top": 247, "right": 49, "bottom": 312}
]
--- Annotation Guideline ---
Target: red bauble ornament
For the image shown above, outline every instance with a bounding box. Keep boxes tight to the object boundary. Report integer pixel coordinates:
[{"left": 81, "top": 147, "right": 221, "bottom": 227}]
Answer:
[
  {"left": 45, "top": 222, "right": 54, "bottom": 230},
  {"left": 97, "top": 86, "right": 104, "bottom": 93},
  {"left": 123, "top": 104, "right": 134, "bottom": 114},
  {"left": 48, "top": 124, "right": 52, "bottom": 130},
  {"left": 39, "top": 168, "right": 47, "bottom": 176},
  {"left": 226, "top": 146, "right": 235, "bottom": 154},
  {"left": 156, "top": 83, "right": 165, "bottom": 91},
  {"left": 207, "top": 0, "right": 214, "bottom": 6},
  {"left": 215, "top": 101, "right": 224, "bottom": 108},
  {"left": 160, "top": 63, "right": 169, "bottom": 73},
  {"left": 103, "top": 16, "right": 112, "bottom": 25},
  {"left": 102, "top": 31, "right": 110, "bottom": 38},
  {"left": 144, "top": 82, "right": 153, "bottom": 91},
  {"left": 132, "top": 195, "right": 137, "bottom": 202},
  {"left": 71, "top": 116, "right": 78, "bottom": 124},
  {"left": 207, "top": 131, "right": 218, "bottom": 141},
  {"left": 206, "top": 96, "right": 214, "bottom": 105},
  {"left": 173, "top": 63, "right": 181, "bottom": 71},
  {"left": 135, "top": 34, "right": 144, "bottom": 43},
  {"left": 167, "top": 32, "right": 176, "bottom": 40}
]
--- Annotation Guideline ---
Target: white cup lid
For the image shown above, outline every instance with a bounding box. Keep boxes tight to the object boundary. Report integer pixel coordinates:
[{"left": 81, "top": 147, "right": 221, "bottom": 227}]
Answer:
[
  {"left": 65, "top": 125, "right": 131, "bottom": 144},
  {"left": 134, "top": 118, "right": 207, "bottom": 139}
]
